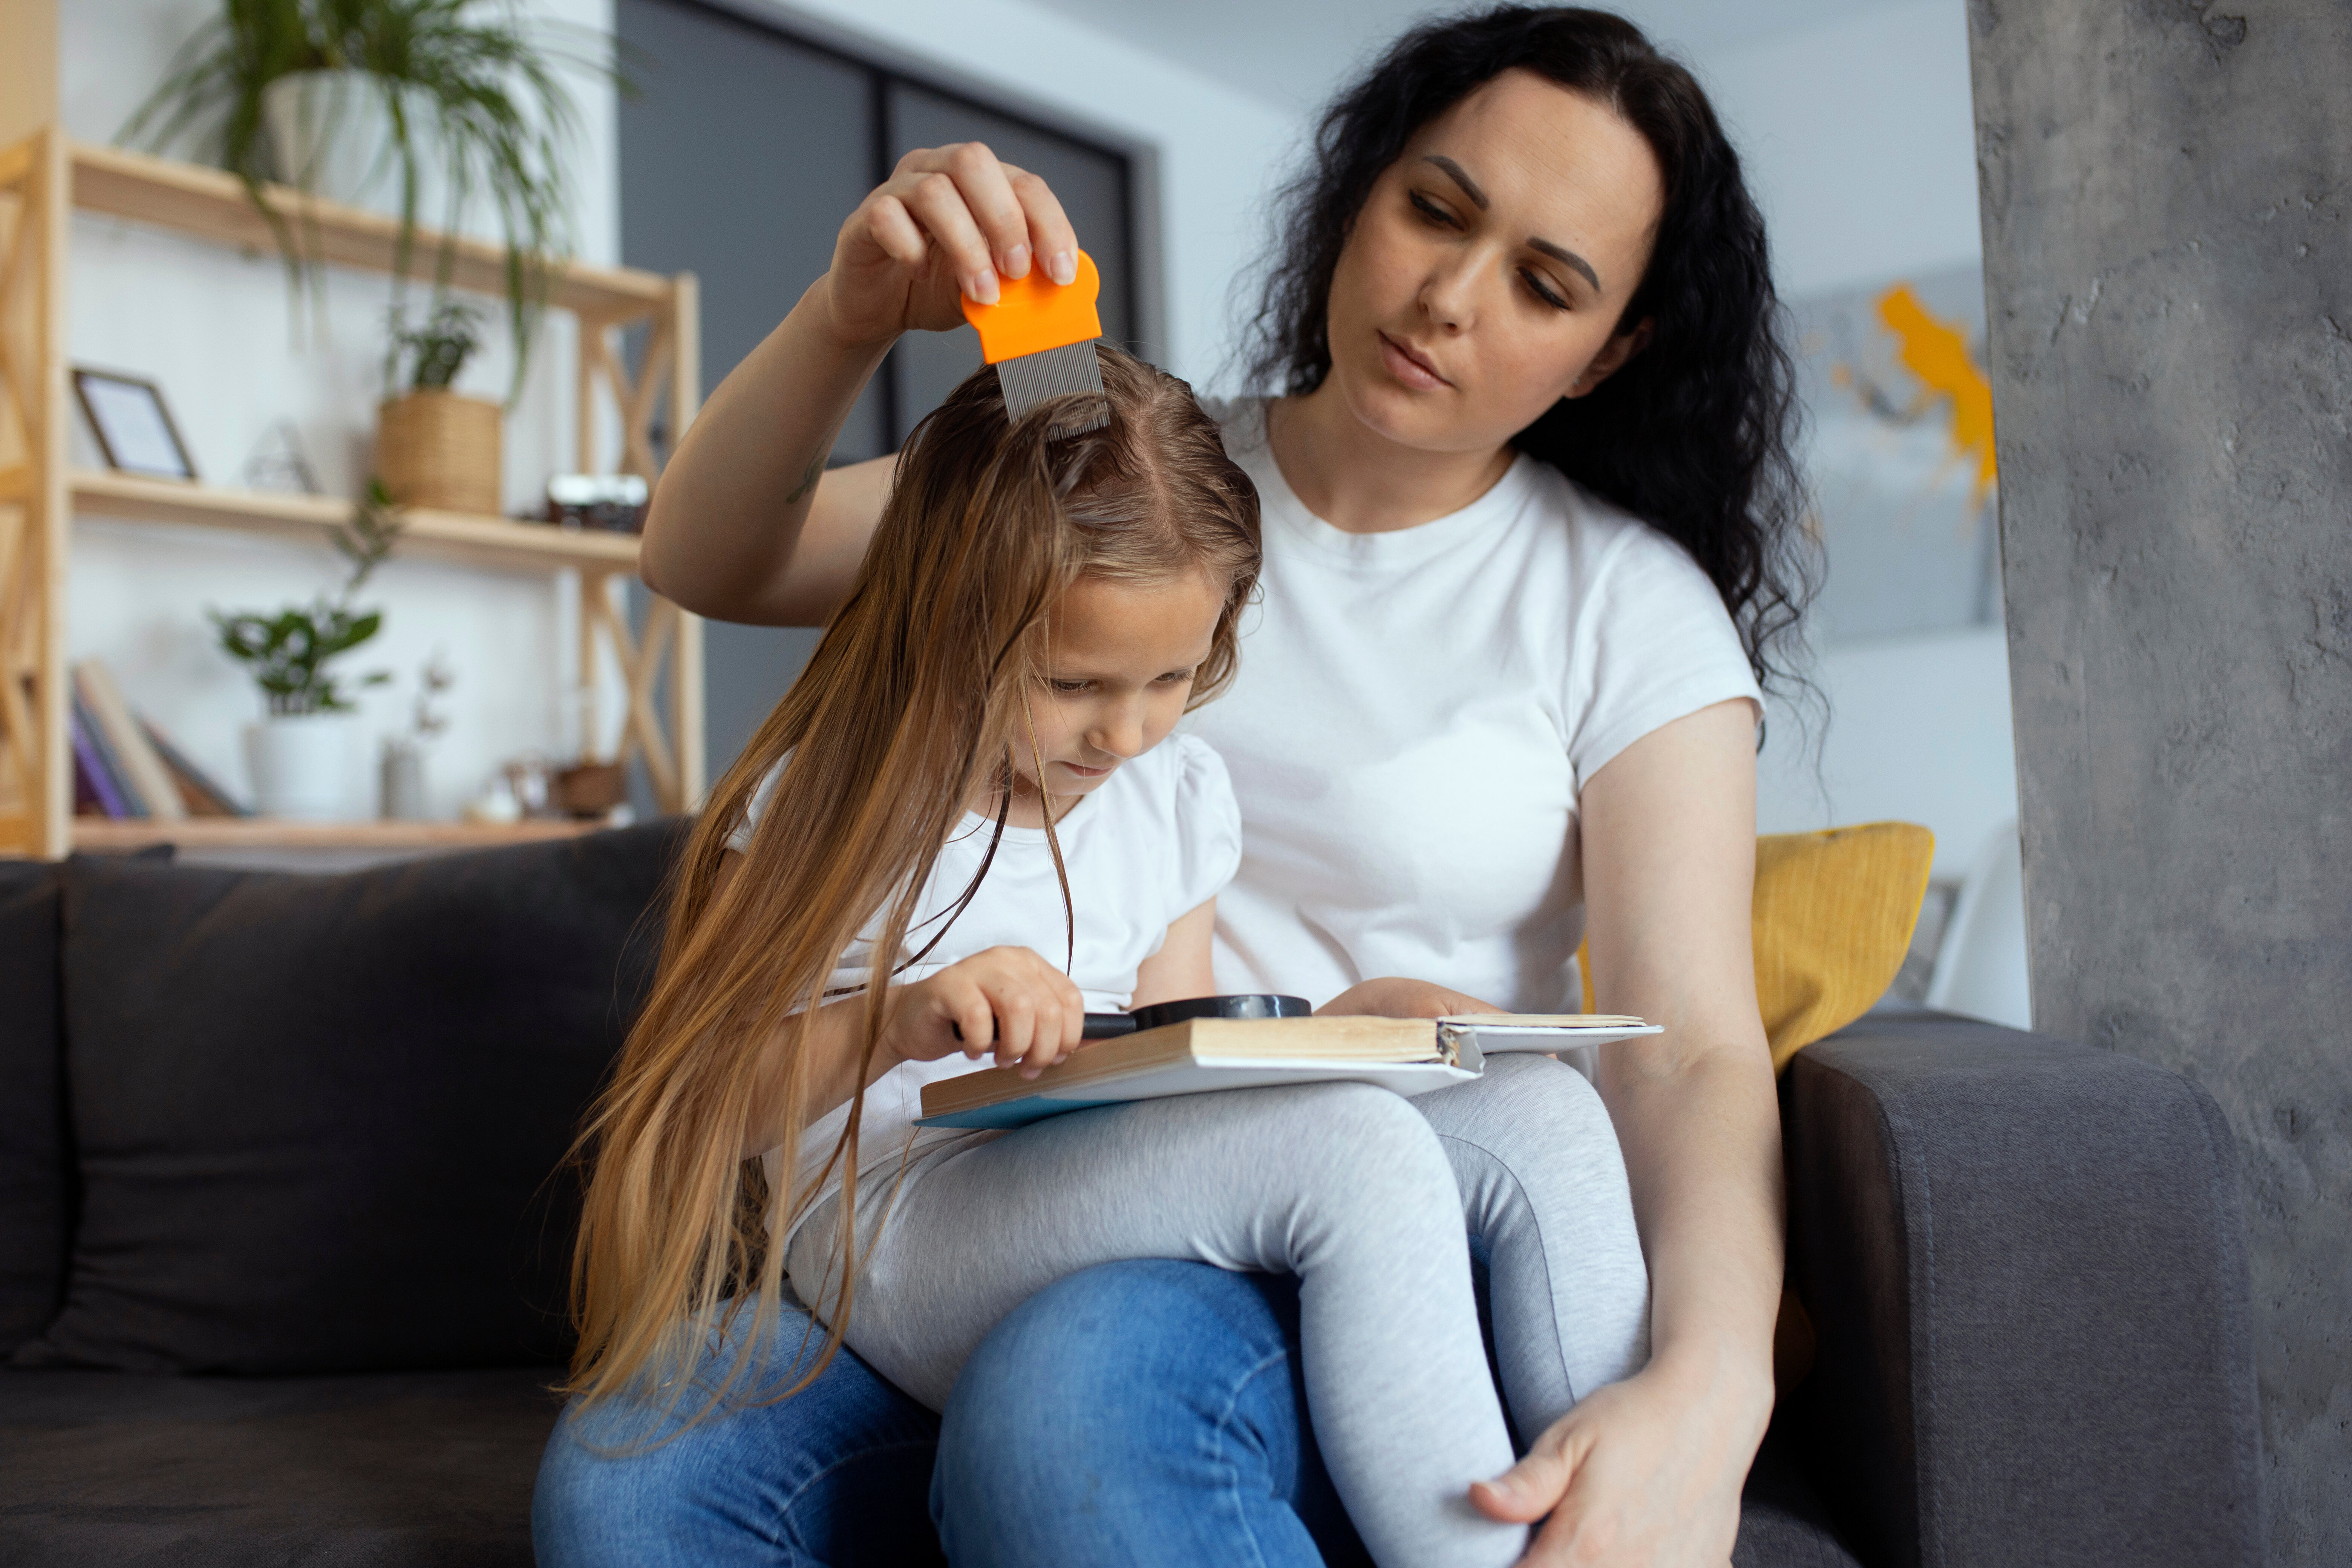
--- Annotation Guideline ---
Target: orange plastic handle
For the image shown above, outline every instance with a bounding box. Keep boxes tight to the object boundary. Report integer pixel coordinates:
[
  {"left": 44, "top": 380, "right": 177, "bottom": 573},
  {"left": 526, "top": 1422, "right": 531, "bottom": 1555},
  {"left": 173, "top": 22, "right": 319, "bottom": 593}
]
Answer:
[{"left": 962, "top": 250, "right": 1102, "bottom": 364}]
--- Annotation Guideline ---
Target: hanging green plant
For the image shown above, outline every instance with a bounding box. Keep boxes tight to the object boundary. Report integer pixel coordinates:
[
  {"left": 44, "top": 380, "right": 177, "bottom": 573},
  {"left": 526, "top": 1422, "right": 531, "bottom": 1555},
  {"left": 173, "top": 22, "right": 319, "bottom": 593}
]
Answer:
[{"left": 121, "top": 0, "right": 621, "bottom": 400}]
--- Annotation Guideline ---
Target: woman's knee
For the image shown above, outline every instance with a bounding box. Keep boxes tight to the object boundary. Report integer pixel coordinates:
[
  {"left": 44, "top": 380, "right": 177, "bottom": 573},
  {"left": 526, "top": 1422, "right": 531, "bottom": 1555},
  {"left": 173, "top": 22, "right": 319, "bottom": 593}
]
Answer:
[{"left": 935, "top": 1260, "right": 1326, "bottom": 1558}]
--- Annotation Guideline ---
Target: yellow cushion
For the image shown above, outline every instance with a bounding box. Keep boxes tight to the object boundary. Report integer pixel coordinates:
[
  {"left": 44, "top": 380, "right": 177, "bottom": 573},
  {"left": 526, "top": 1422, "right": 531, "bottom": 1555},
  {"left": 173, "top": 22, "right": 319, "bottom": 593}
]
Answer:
[{"left": 1579, "top": 821, "right": 1936, "bottom": 1072}]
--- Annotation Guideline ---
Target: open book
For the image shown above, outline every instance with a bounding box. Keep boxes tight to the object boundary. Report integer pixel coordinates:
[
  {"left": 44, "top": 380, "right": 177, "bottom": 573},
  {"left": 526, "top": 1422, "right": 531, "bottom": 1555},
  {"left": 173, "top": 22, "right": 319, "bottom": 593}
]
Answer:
[{"left": 915, "top": 1014, "right": 1663, "bottom": 1130}]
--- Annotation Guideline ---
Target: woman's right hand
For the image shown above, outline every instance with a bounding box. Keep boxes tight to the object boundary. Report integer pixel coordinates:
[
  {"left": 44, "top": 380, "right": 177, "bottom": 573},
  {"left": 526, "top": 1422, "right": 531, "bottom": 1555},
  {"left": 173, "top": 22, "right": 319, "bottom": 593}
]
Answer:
[
  {"left": 822, "top": 142, "right": 1081, "bottom": 349},
  {"left": 887, "top": 945, "right": 1087, "bottom": 1079}
]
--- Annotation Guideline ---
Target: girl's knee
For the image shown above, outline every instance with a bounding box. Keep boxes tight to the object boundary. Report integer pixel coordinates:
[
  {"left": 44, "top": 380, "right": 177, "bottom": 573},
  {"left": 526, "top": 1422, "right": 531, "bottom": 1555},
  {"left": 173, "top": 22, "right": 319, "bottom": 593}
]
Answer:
[{"left": 1276, "top": 1082, "right": 1461, "bottom": 1214}]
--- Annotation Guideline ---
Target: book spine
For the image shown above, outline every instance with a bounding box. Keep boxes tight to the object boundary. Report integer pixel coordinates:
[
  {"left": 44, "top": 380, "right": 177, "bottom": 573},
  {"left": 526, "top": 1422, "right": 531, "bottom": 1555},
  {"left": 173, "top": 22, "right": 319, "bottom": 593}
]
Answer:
[
  {"left": 74, "top": 660, "right": 186, "bottom": 821},
  {"left": 70, "top": 703, "right": 136, "bottom": 819},
  {"left": 138, "top": 717, "right": 253, "bottom": 817}
]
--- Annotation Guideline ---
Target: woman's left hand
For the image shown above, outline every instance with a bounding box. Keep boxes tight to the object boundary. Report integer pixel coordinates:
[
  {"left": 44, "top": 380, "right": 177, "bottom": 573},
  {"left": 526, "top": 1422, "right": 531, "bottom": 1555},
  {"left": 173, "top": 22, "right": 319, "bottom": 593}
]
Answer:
[
  {"left": 1469, "top": 1352, "right": 1771, "bottom": 1567},
  {"left": 1317, "top": 975, "right": 1501, "bottom": 1018}
]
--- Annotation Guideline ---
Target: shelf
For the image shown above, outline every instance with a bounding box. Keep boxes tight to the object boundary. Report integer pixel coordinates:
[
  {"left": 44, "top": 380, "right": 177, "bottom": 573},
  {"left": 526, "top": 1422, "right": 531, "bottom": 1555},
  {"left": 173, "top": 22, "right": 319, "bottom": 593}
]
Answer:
[
  {"left": 69, "top": 140, "right": 673, "bottom": 323},
  {"left": 72, "top": 816, "right": 608, "bottom": 852},
  {"left": 72, "top": 469, "right": 643, "bottom": 573}
]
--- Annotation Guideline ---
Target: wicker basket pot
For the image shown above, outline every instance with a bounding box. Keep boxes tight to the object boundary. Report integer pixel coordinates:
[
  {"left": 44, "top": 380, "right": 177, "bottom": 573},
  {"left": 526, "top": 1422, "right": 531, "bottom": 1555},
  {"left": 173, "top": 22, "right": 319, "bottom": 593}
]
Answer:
[{"left": 376, "top": 390, "right": 502, "bottom": 514}]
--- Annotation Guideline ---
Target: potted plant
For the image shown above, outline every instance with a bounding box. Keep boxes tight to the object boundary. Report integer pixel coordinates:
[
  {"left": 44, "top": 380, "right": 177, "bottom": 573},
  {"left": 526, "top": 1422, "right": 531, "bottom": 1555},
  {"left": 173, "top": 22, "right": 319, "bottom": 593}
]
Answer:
[
  {"left": 377, "top": 299, "right": 499, "bottom": 513},
  {"left": 213, "top": 481, "right": 401, "bottom": 818},
  {"left": 121, "top": 0, "right": 610, "bottom": 394}
]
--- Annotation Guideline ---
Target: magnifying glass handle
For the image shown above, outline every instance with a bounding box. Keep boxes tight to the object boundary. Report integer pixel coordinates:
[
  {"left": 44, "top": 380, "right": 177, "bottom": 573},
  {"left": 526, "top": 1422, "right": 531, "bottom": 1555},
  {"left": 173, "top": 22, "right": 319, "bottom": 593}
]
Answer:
[{"left": 951, "top": 1012, "right": 1136, "bottom": 1045}]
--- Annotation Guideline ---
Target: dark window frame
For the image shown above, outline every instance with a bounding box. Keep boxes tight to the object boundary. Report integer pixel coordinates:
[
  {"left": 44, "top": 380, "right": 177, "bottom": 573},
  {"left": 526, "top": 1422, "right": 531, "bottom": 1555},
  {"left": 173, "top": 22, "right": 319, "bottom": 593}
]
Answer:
[{"left": 648, "top": 0, "right": 1152, "bottom": 444}]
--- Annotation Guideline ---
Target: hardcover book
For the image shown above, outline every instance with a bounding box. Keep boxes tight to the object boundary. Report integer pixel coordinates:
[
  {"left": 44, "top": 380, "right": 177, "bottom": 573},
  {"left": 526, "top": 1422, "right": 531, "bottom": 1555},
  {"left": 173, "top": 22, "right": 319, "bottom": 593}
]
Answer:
[{"left": 915, "top": 1014, "right": 1662, "bottom": 1130}]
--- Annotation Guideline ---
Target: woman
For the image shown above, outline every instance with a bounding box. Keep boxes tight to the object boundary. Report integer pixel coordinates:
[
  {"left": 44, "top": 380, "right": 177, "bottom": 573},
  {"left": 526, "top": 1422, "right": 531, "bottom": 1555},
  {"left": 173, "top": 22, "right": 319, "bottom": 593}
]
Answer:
[{"left": 535, "top": 8, "right": 1807, "bottom": 1565}]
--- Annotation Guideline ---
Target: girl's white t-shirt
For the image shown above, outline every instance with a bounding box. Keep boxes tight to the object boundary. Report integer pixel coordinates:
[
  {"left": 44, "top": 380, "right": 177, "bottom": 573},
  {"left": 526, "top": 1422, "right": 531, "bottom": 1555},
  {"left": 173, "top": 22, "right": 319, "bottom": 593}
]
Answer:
[
  {"left": 729, "top": 732, "right": 1242, "bottom": 1209},
  {"left": 1186, "top": 398, "right": 1763, "bottom": 1014}
]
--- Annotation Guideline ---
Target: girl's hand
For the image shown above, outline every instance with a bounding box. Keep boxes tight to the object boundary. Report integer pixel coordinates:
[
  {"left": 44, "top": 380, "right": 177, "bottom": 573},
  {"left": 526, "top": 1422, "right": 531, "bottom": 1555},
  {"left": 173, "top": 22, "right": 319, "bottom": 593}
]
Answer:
[
  {"left": 1469, "top": 1355, "right": 1771, "bottom": 1568},
  {"left": 821, "top": 142, "right": 1080, "bottom": 349},
  {"left": 888, "top": 946, "right": 1087, "bottom": 1080},
  {"left": 1317, "top": 976, "right": 1503, "bottom": 1019}
]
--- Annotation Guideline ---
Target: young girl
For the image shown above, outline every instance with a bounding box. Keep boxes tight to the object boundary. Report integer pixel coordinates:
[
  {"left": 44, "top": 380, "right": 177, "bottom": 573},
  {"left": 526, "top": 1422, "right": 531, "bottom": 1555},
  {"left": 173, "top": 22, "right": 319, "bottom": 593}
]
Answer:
[{"left": 565, "top": 348, "right": 1642, "bottom": 1568}]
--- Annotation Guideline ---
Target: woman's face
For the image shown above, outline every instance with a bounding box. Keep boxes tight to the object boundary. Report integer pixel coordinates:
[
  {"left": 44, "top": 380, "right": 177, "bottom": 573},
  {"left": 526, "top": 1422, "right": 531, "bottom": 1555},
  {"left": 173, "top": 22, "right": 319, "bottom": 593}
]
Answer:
[{"left": 1322, "top": 69, "right": 1667, "bottom": 455}]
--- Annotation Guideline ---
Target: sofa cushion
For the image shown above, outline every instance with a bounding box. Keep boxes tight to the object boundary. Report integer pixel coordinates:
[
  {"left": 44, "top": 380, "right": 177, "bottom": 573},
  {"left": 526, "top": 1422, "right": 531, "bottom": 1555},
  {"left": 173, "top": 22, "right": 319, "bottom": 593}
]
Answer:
[
  {"left": 0, "top": 860, "right": 67, "bottom": 1354},
  {"left": 0, "top": 1363, "right": 557, "bottom": 1566},
  {"left": 16, "top": 823, "right": 681, "bottom": 1375}
]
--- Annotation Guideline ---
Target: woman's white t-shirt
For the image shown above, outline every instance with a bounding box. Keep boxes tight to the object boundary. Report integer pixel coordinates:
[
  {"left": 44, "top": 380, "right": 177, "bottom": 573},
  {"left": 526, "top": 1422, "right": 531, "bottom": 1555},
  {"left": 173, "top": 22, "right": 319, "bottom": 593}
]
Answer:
[
  {"left": 728, "top": 733, "right": 1242, "bottom": 1211},
  {"left": 1186, "top": 398, "right": 1762, "bottom": 1014}
]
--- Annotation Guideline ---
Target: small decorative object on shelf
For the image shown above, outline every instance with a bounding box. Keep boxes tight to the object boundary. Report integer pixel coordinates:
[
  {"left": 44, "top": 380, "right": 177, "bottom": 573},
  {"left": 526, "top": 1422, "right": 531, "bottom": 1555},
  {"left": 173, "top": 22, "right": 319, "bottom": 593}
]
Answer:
[
  {"left": 553, "top": 760, "right": 626, "bottom": 819},
  {"left": 545, "top": 473, "right": 649, "bottom": 533},
  {"left": 212, "top": 482, "right": 403, "bottom": 819},
  {"left": 74, "top": 368, "right": 198, "bottom": 481},
  {"left": 242, "top": 418, "right": 322, "bottom": 495},
  {"left": 378, "top": 302, "right": 500, "bottom": 515},
  {"left": 380, "top": 650, "right": 454, "bottom": 822}
]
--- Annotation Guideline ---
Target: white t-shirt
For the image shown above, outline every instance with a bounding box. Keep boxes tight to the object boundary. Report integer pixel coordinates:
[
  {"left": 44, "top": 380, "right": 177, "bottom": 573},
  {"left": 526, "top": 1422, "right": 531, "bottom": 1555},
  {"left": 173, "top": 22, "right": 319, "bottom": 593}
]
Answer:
[
  {"left": 1186, "top": 398, "right": 1762, "bottom": 1013},
  {"left": 729, "top": 733, "right": 1242, "bottom": 1212}
]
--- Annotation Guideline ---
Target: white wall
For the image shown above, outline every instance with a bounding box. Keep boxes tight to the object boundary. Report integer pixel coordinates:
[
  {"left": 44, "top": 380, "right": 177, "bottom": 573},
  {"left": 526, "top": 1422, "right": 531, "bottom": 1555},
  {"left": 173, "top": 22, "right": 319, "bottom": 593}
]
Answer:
[
  {"left": 1758, "top": 626, "right": 2016, "bottom": 881},
  {"left": 57, "top": 0, "right": 620, "bottom": 822},
  {"left": 1696, "top": 1, "right": 2019, "bottom": 885},
  {"left": 1698, "top": 0, "right": 1981, "bottom": 299}
]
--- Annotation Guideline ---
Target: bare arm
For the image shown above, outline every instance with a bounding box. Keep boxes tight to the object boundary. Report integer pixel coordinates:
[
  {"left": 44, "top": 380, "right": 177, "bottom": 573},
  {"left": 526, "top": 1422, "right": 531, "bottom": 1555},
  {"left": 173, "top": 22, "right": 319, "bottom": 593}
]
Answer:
[
  {"left": 1129, "top": 899, "right": 1217, "bottom": 1009},
  {"left": 713, "top": 852, "right": 1087, "bottom": 1158},
  {"left": 638, "top": 143, "right": 1080, "bottom": 626},
  {"left": 1476, "top": 698, "right": 1780, "bottom": 1566}
]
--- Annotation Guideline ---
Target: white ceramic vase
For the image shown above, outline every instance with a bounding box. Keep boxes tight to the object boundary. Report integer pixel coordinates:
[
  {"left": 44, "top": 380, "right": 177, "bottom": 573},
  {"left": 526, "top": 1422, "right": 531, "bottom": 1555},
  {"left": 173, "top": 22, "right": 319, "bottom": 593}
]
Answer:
[
  {"left": 245, "top": 713, "right": 357, "bottom": 821},
  {"left": 260, "top": 70, "right": 450, "bottom": 225}
]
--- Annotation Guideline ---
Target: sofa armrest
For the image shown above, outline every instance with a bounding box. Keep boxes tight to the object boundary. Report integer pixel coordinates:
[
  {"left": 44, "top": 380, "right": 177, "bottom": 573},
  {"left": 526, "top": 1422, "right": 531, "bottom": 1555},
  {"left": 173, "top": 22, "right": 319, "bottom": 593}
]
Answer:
[{"left": 1781, "top": 1012, "right": 2260, "bottom": 1568}]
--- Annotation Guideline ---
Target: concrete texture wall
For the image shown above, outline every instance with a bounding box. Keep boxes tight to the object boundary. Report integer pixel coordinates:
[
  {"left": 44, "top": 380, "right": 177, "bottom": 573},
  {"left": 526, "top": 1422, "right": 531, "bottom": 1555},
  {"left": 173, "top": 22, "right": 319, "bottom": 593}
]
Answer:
[{"left": 1967, "top": 3, "right": 2351, "bottom": 1560}]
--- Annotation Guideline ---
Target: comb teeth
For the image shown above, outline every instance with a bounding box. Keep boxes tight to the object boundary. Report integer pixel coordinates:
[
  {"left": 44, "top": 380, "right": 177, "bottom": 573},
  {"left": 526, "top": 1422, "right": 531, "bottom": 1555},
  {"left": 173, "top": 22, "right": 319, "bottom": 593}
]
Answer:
[{"left": 996, "top": 340, "right": 1109, "bottom": 438}]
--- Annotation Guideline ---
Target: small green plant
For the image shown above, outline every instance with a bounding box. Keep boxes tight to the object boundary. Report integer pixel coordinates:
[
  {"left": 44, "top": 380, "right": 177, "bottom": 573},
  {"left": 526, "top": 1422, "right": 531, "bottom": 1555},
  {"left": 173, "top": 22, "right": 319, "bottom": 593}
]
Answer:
[
  {"left": 212, "top": 478, "right": 404, "bottom": 715},
  {"left": 391, "top": 299, "right": 483, "bottom": 390}
]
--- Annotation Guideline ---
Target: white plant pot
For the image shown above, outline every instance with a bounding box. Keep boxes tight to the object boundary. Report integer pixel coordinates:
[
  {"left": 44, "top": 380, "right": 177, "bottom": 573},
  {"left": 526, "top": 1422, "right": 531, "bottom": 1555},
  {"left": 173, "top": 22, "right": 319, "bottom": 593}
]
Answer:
[
  {"left": 245, "top": 713, "right": 357, "bottom": 821},
  {"left": 261, "top": 70, "right": 453, "bottom": 227}
]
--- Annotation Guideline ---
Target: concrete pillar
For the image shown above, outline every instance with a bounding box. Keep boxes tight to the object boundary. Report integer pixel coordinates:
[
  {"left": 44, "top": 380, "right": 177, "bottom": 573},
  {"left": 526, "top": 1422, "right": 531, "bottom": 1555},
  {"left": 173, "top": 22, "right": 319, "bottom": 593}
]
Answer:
[{"left": 1968, "top": 3, "right": 2350, "bottom": 1559}]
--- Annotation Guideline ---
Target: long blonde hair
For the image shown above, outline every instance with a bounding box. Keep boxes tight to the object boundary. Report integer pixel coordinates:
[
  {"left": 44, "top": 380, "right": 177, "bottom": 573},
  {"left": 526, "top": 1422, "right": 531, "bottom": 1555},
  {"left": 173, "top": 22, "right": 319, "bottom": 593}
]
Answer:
[{"left": 564, "top": 347, "right": 1260, "bottom": 1419}]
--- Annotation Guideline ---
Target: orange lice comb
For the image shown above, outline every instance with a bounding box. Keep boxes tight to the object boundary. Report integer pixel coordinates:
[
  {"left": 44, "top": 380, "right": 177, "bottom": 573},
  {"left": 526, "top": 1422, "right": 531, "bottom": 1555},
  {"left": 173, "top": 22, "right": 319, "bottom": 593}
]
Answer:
[{"left": 962, "top": 248, "right": 1107, "bottom": 436}]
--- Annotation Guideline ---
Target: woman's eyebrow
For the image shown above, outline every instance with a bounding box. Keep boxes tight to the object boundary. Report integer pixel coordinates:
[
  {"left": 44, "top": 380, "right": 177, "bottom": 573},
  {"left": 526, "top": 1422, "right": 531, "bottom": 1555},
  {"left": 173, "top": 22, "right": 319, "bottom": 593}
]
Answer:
[
  {"left": 1529, "top": 238, "right": 1601, "bottom": 294},
  {"left": 1421, "top": 154, "right": 1489, "bottom": 210},
  {"left": 1422, "top": 154, "right": 1603, "bottom": 293}
]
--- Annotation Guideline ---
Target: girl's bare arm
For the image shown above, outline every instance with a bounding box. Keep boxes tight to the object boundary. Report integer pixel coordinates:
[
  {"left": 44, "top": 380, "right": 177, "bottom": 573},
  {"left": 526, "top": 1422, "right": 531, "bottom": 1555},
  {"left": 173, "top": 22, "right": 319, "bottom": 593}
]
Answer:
[
  {"left": 637, "top": 144, "right": 1080, "bottom": 627},
  {"left": 712, "top": 853, "right": 1087, "bottom": 1157},
  {"left": 1130, "top": 899, "right": 1217, "bottom": 1008}
]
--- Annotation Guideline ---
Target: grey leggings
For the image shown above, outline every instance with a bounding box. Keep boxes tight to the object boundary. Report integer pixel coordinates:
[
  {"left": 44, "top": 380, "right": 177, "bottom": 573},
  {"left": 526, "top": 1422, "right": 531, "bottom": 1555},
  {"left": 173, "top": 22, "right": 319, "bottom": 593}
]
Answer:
[{"left": 786, "top": 1054, "right": 1649, "bottom": 1568}]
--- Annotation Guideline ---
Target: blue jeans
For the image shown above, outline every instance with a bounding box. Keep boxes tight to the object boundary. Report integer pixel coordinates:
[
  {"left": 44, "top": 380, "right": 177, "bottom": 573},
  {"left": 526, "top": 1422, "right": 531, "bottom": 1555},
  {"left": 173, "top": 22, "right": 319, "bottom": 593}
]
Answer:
[{"left": 533, "top": 1261, "right": 1370, "bottom": 1566}]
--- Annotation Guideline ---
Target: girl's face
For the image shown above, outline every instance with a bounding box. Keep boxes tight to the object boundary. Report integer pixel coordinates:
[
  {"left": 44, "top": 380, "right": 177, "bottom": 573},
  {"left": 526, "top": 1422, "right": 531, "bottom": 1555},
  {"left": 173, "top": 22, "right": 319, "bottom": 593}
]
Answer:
[
  {"left": 1322, "top": 69, "right": 1666, "bottom": 455},
  {"left": 1014, "top": 568, "right": 1226, "bottom": 802}
]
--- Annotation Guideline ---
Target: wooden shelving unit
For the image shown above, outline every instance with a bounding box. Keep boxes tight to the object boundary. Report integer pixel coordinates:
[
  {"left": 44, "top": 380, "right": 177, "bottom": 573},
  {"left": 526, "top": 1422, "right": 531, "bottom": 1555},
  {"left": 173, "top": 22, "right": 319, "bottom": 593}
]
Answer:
[{"left": 0, "top": 130, "right": 706, "bottom": 859}]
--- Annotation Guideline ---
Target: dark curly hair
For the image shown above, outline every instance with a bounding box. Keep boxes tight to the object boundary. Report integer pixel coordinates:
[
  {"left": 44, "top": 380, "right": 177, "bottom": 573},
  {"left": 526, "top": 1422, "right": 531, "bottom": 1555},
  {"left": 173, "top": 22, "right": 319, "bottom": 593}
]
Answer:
[{"left": 1241, "top": 6, "right": 1814, "bottom": 702}]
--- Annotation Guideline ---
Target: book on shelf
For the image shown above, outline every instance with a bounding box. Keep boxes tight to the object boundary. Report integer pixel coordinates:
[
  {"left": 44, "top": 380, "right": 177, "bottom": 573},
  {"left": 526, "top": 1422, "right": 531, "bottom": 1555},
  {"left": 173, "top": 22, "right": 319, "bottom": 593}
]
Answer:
[
  {"left": 915, "top": 1013, "right": 1663, "bottom": 1131},
  {"left": 70, "top": 706, "right": 133, "bottom": 818},
  {"left": 138, "top": 717, "right": 252, "bottom": 816},
  {"left": 73, "top": 660, "right": 185, "bottom": 821},
  {"left": 70, "top": 691, "right": 144, "bottom": 818}
]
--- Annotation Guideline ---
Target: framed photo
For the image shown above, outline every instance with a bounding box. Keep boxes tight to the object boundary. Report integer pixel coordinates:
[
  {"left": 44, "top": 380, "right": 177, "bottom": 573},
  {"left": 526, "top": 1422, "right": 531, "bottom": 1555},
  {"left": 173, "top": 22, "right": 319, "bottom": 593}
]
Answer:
[{"left": 73, "top": 369, "right": 198, "bottom": 482}]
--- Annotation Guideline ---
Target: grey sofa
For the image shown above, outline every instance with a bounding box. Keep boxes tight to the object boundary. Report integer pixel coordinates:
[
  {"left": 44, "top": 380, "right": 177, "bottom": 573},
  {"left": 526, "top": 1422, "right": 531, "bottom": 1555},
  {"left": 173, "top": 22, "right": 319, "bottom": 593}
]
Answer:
[{"left": 0, "top": 835, "right": 2262, "bottom": 1566}]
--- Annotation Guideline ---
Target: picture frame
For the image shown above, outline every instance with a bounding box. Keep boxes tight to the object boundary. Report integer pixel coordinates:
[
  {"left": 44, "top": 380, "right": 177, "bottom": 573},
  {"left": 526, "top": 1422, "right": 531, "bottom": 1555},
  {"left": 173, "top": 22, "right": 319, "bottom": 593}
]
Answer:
[{"left": 73, "top": 368, "right": 198, "bottom": 482}]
